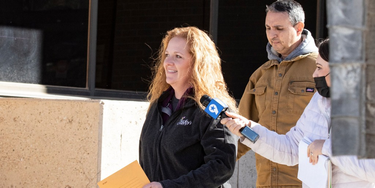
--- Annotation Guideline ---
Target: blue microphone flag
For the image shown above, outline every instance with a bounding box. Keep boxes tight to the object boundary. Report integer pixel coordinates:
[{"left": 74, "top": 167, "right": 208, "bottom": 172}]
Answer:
[{"left": 204, "top": 98, "right": 228, "bottom": 119}]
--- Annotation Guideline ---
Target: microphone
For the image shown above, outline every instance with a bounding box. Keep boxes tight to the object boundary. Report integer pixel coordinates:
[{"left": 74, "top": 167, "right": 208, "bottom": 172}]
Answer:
[
  {"left": 200, "top": 95, "right": 228, "bottom": 119},
  {"left": 200, "top": 94, "right": 259, "bottom": 143}
]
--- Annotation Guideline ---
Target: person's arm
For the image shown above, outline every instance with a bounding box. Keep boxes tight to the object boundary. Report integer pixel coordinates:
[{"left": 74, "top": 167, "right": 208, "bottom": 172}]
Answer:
[
  {"left": 307, "top": 137, "right": 375, "bottom": 183},
  {"left": 243, "top": 120, "right": 303, "bottom": 166},
  {"left": 222, "top": 111, "right": 304, "bottom": 166},
  {"left": 319, "top": 138, "right": 375, "bottom": 183},
  {"left": 160, "top": 119, "right": 237, "bottom": 188},
  {"left": 331, "top": 155, "right": 375, "bottom": 183}
]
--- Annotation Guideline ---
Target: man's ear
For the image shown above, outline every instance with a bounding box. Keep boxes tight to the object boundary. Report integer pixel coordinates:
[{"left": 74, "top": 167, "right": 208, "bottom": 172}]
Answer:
[{"left": 295, "top": 22, "right": 305, "bottom": 36}]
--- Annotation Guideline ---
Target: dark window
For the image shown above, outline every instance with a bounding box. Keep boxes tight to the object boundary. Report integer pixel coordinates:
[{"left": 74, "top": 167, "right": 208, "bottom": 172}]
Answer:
[
  {"left": 95, "top": 0, "right": 210, "bottom": 92},
  {"left": 0, "top": 0, "right": 89, "bottom": 87},
  {"left": 217, "top": 0, "right": 321, "bottom": 99}
]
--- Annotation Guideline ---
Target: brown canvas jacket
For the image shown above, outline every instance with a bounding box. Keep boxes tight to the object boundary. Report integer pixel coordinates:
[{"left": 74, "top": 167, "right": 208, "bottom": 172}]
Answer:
[{"left": 238, "top": 52, "right": 318, "bottom": 188}]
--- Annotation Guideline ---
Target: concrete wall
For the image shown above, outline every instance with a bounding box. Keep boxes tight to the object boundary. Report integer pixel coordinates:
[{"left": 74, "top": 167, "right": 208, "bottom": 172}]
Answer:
[
  {"left": 0, "top": 98, "right": 103, "bottom": 187},
  {"left": 231, "top": 151, "right": 257, "bottom": 188},
  {"left": 0, "top": 98, "right": 256, "bottom": 187},
  {"left": 99, "top": 100, "right": 149, "bottom": 180},
  {"left": 327, "top": 0, "right": 367, "bottom": 158}
]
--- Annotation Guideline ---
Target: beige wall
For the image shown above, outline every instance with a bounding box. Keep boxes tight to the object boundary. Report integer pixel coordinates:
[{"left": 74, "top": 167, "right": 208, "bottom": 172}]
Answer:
[{"left": 0, "top": 98, "right": 103, "bottom": 187}]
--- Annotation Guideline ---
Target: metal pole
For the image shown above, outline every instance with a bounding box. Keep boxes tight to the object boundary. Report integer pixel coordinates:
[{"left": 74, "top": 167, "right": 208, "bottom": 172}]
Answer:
[
  {"left": 209, "top": 0, "right": 219, "bottom": 43},
  {"left": 87, "top": 0, "right": 98, "bottom": 96}
]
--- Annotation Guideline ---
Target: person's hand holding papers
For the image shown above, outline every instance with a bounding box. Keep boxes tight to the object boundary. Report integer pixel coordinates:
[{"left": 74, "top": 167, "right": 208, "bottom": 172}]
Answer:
[{"left": 307, "top": 139, "right": 325, "bottom": 165}]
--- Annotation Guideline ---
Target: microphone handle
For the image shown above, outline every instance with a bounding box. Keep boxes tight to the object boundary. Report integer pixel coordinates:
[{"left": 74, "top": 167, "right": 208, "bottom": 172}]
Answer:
[{"left": 220, "top": 111, "right": 228, "bottom": 118}]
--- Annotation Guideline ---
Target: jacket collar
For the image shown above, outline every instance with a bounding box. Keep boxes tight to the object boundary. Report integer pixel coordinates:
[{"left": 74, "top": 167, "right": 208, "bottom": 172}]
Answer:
[
  {"left": 160, "top": 87, "right": 194, "bottom": 108},
  {"left": 159, "top": 87, "right": 195, "bottom": 122},
  {"left": 262, "top": 53, "right": 315, "bottom": 69}
]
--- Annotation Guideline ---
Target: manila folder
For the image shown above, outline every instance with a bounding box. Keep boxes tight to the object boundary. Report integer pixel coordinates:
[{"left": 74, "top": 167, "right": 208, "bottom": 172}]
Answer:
[{"left": 97, "top": 160, "right": 150, "bottom": 188}]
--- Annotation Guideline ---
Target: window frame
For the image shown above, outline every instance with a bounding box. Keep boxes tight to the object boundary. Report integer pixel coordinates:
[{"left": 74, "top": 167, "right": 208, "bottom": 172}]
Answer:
[
  {"left": 0, "top": 0, "right": 146, "bottom": 100},
  {"left": 0, "top": 0, "right": 217, "bottom": 100}
]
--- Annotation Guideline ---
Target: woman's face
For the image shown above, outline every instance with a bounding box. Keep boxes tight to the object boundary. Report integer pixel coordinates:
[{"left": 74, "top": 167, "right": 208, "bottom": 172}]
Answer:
[
  {"left": 164, "top": 37, "right": 193, "bottom": 92},
  {"left": 313, "top": 54, "right": 331, "bottom": 87}
]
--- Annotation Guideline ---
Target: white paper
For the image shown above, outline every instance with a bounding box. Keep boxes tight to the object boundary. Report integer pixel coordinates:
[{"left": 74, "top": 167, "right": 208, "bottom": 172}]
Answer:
[{"left": 298, "top": 137, "right": 331, "bottom": 188}]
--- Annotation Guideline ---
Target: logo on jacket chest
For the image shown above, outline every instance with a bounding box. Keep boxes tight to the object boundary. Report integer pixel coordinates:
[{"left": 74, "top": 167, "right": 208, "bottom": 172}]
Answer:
[
  {"left": 176, "top": 117, "right": 192, "bottom": 126},
  {"left": 306, "top": 87, "right": 315, "bottom": 92}
]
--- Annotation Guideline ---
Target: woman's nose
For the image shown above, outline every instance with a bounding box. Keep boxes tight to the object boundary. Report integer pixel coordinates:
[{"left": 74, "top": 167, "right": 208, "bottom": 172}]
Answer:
[
  {"left": 164, "top": 56, "right": 173, "bottom": 65},
  {"left": 312, "top": 69, "right": 318, "bottom": 77}
]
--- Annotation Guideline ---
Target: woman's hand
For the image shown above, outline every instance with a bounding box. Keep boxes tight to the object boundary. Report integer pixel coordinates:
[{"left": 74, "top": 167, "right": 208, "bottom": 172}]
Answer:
[
  {"left": 307, "top": 139, "right": 325, "bottom": 165},
  {"left": 142, "top": 182, "right": 163, "bottom": 188},
  {"left": 220, "top": 111, "right": 251, "bottom": 137}
]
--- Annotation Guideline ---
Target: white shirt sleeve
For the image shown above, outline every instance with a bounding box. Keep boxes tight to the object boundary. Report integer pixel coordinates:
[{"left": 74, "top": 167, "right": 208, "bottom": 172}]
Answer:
[
  {"left": 330, "top": 155, "right": 375, "bottom": 183},
  {"left": 240, "top": 120, "right": 304, "bottom": 166},
  {"left": 240, "top": 93, "right": 325, "bottom": 166}
]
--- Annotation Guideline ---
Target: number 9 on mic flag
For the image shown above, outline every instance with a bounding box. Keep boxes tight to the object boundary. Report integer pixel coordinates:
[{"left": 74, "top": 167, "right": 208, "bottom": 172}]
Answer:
[{"left": 203, "top": 97, "right": 228, "bottom": 119}]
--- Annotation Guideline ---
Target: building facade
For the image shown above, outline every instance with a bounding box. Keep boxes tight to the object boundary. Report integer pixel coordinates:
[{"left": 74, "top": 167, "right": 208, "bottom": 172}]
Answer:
[
  {"left": 0, "top": 0, "right": 327, "bottom": 100},
  {"left": 0, "top": 1, "right": 330, "bottom": 187}
]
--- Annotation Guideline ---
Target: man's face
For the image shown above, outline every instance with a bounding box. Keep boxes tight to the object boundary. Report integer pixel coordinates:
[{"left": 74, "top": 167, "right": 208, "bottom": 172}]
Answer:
[{"left": 265, "top": 11, "right": 302, "bottom": 58}]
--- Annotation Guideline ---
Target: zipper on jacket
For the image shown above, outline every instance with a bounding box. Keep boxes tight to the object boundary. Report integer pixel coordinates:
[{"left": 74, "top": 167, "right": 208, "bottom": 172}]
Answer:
[
  {"left": 153, "top": 117, "right": 164, "bottom": 178},
  {"left": 159, "top": 107, "right": 179, "bottom": 132}
]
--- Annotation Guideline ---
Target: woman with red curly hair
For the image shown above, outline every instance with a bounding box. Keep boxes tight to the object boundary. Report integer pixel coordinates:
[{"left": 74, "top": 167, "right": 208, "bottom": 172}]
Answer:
[{"left": 139, "top": 26, "right": 237, "bottom": 188}]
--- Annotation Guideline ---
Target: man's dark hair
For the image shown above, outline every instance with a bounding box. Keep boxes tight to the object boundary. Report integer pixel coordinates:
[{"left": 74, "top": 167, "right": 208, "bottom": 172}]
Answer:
[{"left": 266, "top": 0, "right": 305, "bottom": 26}]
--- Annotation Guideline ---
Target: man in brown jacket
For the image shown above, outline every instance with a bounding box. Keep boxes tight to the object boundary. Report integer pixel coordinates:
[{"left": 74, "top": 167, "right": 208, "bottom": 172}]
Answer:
[{"left": 237, "top": 0, "right": 318, "bottom": 187}]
